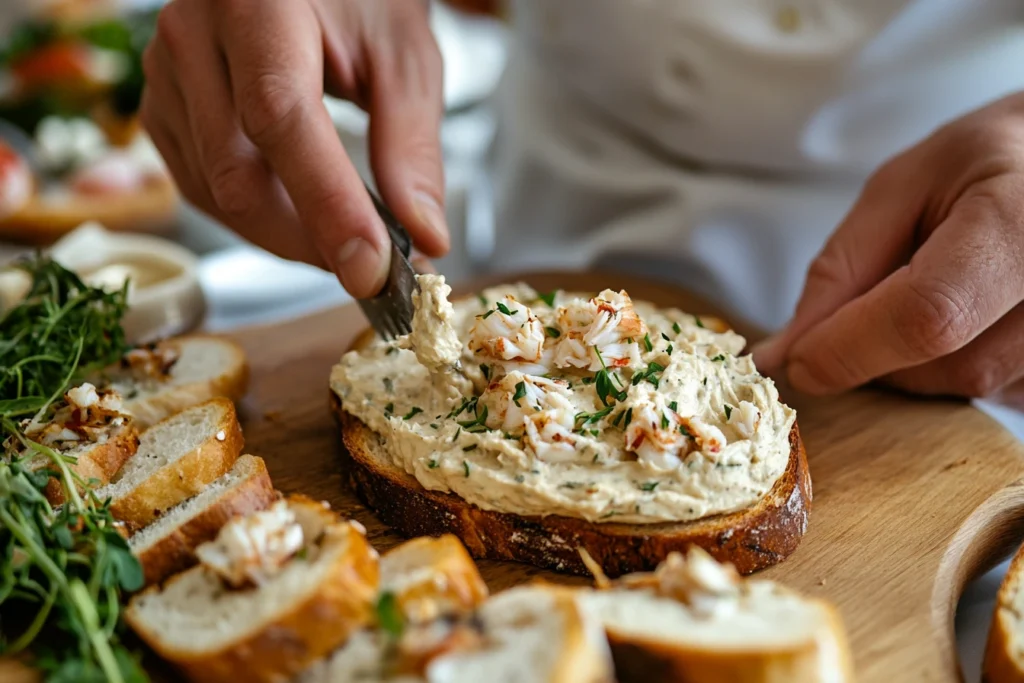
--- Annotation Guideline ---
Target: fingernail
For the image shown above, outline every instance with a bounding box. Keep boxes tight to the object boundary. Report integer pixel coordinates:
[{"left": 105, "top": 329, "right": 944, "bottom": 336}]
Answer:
[
  {"left": 336, "top": 238, "right": 390, "bottom": 298},
  {"left": 413, "top": 191, "right": 449, "bottom": 249}
]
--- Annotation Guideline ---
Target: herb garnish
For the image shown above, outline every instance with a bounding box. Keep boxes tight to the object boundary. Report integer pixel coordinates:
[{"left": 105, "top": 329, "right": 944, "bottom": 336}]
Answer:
[
  {"left": 428, "top": 459, "right": 439, "bottom": 469},
  {"left": 693, "top": 316, "right": 704, "bottom": 329},
  {"left": 375, "top": 591, "right": 405, "bottom": 638},
  {"left": 463, "top": 461, "right": 471, "bottom": 477},
  {"left": 711, "top": 354, "right": 726, "bottom": 362},
  {"left": 382, "top": 377, "right": 393, "bottom": 393},
  {"left": 545, "top": 326, "right": 561, "bottom": 339},
  {"left": 537, "top": 291, "right": 558, "bottom": 307},
  {"left": 0, "top": 257, "right": 147, "bottom": 683},
  {"left": 462, "top": 445, "right": 478, "bottom": 452},
  {"left": 496, "top": 302, "right": 517, "bottom": 316},
  {"left": 457, "top": 405, "right": 489, "bottom": 433},
  {"left": 639, "top": 481, "right": 660, "bottom": 492},
  {"left": 384, "top": 403, "right": 395, "bottom": 416},
  {"left": 480, "top": 364, "right": 491, "bottom": 381},
  {"left": 512, "top": 382, "right": 527, "bottom": 407},
  {"left": 643, "top": 333, "right": 653, "bottom": 353},
  {"left": 403, "top": 407, "right": 422, "bottom": 420},
  {"left": 724, "top": 404, "right": 733, "bottom": 420}
]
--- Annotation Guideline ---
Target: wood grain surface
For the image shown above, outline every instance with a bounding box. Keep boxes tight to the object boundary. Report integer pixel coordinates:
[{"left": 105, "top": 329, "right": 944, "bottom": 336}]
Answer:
[{"left": 205, "top": 270, "right": 1024, "bottom": 683}]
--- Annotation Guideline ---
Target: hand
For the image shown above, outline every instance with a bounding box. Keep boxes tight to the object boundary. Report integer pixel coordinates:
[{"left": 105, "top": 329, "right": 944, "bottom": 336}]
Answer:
[
  {"left": 754, "top": 93, "right": 1024, "bottom": 407},
  {"left": 140, "top": 0, "right": 448, "bottom": 298}
]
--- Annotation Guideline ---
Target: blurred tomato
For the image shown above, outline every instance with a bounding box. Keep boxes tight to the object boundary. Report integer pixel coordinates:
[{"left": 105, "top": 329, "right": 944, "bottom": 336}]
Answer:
[{"left": 0, "top": 142, "right": 33, "bottom": 218}]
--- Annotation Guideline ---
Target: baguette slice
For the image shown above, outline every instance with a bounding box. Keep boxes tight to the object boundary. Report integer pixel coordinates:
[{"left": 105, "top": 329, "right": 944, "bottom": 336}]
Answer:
[
  {"left": 299, "top": 584, "right": 614, "bottom": 683},
  {"left": 95, "top": 397, "right": 244, "bottom": 530},
  {"left": 102, "top": 335, "right": 249, "bottom": 429},
  {"left": 380, "top": 535, "right": 490, "bottom": 623},
  {"left": 334, "top": 393, "right": 810, "bottom": 578},
  {"left": 129, "top": 454, "right": 277, "bottom": 587},
  {"left": 576, "top": 548, "right": 853, "bottom": 683},
  {"left": 125, "top": 495, "right": 380, "bottom": 683},
  {"left": 983, "top": 543, "right": 1024, "bottom": 682}
]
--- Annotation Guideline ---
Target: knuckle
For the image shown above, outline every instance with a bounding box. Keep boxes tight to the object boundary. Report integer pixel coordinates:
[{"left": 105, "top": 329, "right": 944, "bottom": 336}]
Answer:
[
  {"left": 207, "top": 156, "right": 257, "bottom": 218},
  {"left": 237, "top": 72, "right": 303, "bottom": 144},
  {"left": 893, "top": 277, "right": 976, "bottom": 359},
  {"left": 805, "top": 246, "right": 856, "bottom": 293},
  {"left": 950, "top": 360, "right": 1002, "bottom": 399}
]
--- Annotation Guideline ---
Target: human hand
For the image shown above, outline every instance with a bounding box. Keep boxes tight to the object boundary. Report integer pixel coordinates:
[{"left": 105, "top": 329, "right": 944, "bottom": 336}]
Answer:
[
  {"left": 754, "top": 93, "right": 1024, "bottom": 406},
  {"left": 140, "top": 0, "right": 448, "bottom": 298}
]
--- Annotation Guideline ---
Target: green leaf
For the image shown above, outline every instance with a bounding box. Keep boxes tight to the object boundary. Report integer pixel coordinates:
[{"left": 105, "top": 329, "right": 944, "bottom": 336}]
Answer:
[
  {"left": 375, "top": 591, "right": 405, "bottom": 638},
  {"left": 545, "top": 326, "right": 561, "bottom": 338},
  {"left": 512, "top": 381, "right": 527, "bottom": 407},
  {"left": 643, "top": 333, "right": 653, "bottom": 353},
  {"left": 724, "top": 404, "right": 733, "bottom": 420},
  {"left": 537, "top": 291, "right": 558, "bottom": 307},
  {"left": 403, "top": 407, "right": 423, "bottom": 420}
]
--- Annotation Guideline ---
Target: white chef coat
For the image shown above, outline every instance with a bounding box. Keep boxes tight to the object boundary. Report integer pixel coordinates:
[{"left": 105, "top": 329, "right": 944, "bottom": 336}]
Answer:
[{"left": 487, "top": 0, "right": 1024, "bottom": 330}]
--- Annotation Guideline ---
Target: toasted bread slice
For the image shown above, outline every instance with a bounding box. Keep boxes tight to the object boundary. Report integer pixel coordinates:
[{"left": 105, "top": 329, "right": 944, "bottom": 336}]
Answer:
[
  {"left": 125, "top": 495, "right": 379, "bottom": 683},
  {"left": 333, "top": 393, "right": 810, "bottom": 577},
  {"left": 380, "top": 535, "right": 490, "bottom": 623},
  {"left": 984, "top": 543, "right": 1024, "bottom": 682},
  {"left": 299, "top": 584, "right": 614, "bottom": 683},
  {"left": 576, "top": 548, "right": 852, "bottom": 683},
  {"left": 129, "top": 454, "right": 277, "bottom": 587},
  {"left": 101, "top": 335, "right": 249, "bottom": 429},
  {"left": 95, "top": 398, "right": 244, "bottom": 530},
  {"left": 0, "top": 657, "right": 40, "bottom": 683}
]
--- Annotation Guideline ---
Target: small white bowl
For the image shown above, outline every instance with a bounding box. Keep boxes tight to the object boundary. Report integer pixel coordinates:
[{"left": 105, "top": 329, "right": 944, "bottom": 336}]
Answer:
[{"left": 48, "top": 221, "right": 205, "bottom": 343}]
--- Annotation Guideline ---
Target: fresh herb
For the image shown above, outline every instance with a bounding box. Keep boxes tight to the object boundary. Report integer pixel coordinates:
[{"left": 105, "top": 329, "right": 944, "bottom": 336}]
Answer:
[
  {"left": 693, "top": 316, "right": 704, "bottom": 329},
  {"left": 679, "top": 423, "right": 692, "bottom": 437},
  {"left": 666, "top": 345, "right": 673, "bottom": 355},
  {"left": 537, "top": 291, "right": 558, "bottom": 307},
  {"left": 463, "top": 461, "right": 471, "bottom": 477},
  {"left": 382, "top": 377, "right": 393, "bottom": 393},
  {"left": 702, "top": 377, "right": 707, "bottom": 387},
  {"left": 462, "top": 444, "right": 478, "bottom": 452},
  {"left": 632, "top": 362, "right": 665, "bottom": 389},
  {"left": 623, "top": 407, "right": 634, "bottom": 429},
  {"left": 592, "top": 348, "right": 626, "bottom": 407},
  {"left": 430, "top": 423, "right": 439, "bottom": 430},
  {"left": 447, "top": 396, "right": 478, "bottom": 419},
  {"left": 642, "top": 333, "right": 653, "bottom": 353},
  {"left": 481, "top": 309, "right": 496, "bottom": 320},
  {"left": 457, "top": 405, "right": 489, "bottom": 433},
  {"left": 559, "top": 481, "right": 584, "bottom": 489},
  {"left": 545, "top": 326, "right": 561, "bottom": 339},
  {"left": 477, "top": 294, "right": 488, "bottom": 306},
  {"left": 669, "top": 401, "right": 678, "bottom": 413},
  {"left": 724, "top": 404, "right": 733, "bottom": 420},
  {"left": 661, "top": 333, "right": 670, "bottom": 342},
  {"left": 638, "top": 481, "right": 660, "bottom": 492},
  {"left": 375, "top": 592, "right": 405, "bottom": 638},
  {"left": 384, "top": 403, "right": 395, "bottom": 416},
  {"left": 0, "top": 257, "right": 147, "bottom": 683},
  {"left": 428, "top": 459, "right": 439, "bottom": 469},
  {"left": 480, "top": 364, "right": 491, "bottom": 381},
  {"left": 590, "top": 429, "right": 599, "bottom": 437},
  {"left": 496, "top": 302, "right": 517, "bottom": 316},
  {"left": 612, "top": 410, "right": 626, "bottom": 428},
  {"left": 711, "top": 354, "right": 726, "bottom": 362},
  {"left": 452, "top": 428, "right": 462, "bottom": 443},
  {"left": 660, "top": 414, "right": 670, "bottom": 430},
  {"left": 512, "top": 382, "right": 527, "bottom": 407},
  {"left": 386, "top": 346, "right": 399, "bottom": 356},
  {"left": 592, "top": 453, "right": 600, "bottom": 463}
]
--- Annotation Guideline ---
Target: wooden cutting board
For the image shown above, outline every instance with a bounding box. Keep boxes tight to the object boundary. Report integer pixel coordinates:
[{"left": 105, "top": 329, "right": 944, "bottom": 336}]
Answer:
[{"left": 220, "top": 270, "right": 1024, "bottom": 683}]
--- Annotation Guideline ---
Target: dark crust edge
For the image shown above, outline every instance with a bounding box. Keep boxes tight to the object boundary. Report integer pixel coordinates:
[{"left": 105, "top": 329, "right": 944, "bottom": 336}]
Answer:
[{"left": 330, "top": 390, "right": 811, "bottom": 577}]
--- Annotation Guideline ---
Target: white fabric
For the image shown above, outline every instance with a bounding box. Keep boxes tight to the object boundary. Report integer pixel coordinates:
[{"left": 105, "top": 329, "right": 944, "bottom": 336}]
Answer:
[{"left": 487, "top": 0, "right": 1024, "bottom": 330}]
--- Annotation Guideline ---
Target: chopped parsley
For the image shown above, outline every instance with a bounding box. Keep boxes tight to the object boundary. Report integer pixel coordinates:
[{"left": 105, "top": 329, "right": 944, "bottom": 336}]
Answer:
[
  {"left": 612, "top": 410, "right": 626, "bottom": 428},
  {"left": 428, "top": 459, "right": 439, "bottom": 469},
  {"left": 545, "top": 326, "right": 561, "bottom": 338},
  {"left": 512, "top": 381, "right": 527, "bottom": 407},
  {"left": 376, "top": 592, "right": 405, "bottom": 638},
  {"left": 560, "top": 481, "right": 584, "bottom": 489},
  {"left": 478, "top": 294, "right": 488, "bottom": 306},
  {"left": 679, "top": 423, "right": 692, "bottom": 437},
  {"left": 643, "top": 333, "right": 653, "bottom": 352},
  {"left": 724, "top": 404, "right": 733, "bottom": 419},
  {"left": 661, "top": 332, "right": 671, "bottom": 342},
  {"left": 660, "top": 414, "right": 670, "bottom": 430},
  {"left": 632, "top": 361, "right": 665, "bottom": 389},
  {"left": 593, "top": 347, "right": 627, "bottom": 406},
  {"left": 669, "top": 401, "right": 678, "bottom": 413},
  {"left": 480, "top": 364, "right": 491, "bottom": 381},
  {"left": 382, "top": 377, "right": 394, "bottom": 393},
  {"left": 403, "top": 407, "right": 423, "bottom": 420},
  {"left": 496, "top": 301, "right": 517, "bottom": 316},
  {"left": 711, "top": 354, "right": 726, "bottom": 362},
  {"left": 386, "top": 346, "right": 399, "bottom": 356},
  {"left": 457, "top": 405, "right": 490, "bottom": 433},
  {"left": 624, "top": 407, "right": 634, "bottom": 429},
  {"left": 666, "top": 344, "right": 673, "bottom": 355},
  {"left": 452, "top": 427, "right": 462, "bottom": 442},
  {"left": 384, "top": 402, "right": 395, "bottom": 416},
  {"left": 463, "top": 460, "right": 471, "bottom": 477},
  {"left": 448, "top": 396, "right": 478, "bottom": 419},
  {"left": 574, "top": 405, "right": 615, "bottom": 431},
  {"left": 693, "top": 316, "right": 704, "bottom": 329},
  {"left": 537, "top": 290, "right": 558, "bottom": 307},
  {"left": 463, "top": 444, "right": 478, "bottom": 452},
  {"left": 430, "top": 423, "right": 439, "bottom": 430},
  {"left": 673, "top": 321, "right": 683, "bottom": 333},
  {"left": 638, "top": 481, "right": 660, "bottom": 492},
  {"left": 481, "top": 309, "right": 496, "bottom": 319}
]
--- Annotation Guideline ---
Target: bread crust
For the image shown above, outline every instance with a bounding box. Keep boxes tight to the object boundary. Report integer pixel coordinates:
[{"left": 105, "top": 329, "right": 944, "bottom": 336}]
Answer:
[
  {"left": 984, "top": 544, "right": 1024, "bottom": 683},
  {"left": 124, "top": 335, "right": 250, "bottom": 430},
  {"left": 126, "top": 497, "right": 380, "bottom": 683},
  {"left": 604, "top": 598, "right": 852, "bottom": 683},
  {"left": 134, "top": 455, "right": 278, "bottom": 587},
  {"left": 333, "top": 392, "right": 810, "bottom": 577},
  {"left": 39, "top": 421, "right": 140, "bottom": 505},
  {"left": 111, "top": 398, "right": 244, "bottom": 531}
]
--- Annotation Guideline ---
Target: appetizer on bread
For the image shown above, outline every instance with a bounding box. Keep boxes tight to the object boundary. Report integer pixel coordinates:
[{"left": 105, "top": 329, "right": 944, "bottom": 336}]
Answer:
[
  {"left": 984, "top": 543, "right": 1024, "bottom": 683},
  {"left": 332, "top": 275, "right": 810, "bottom": 576},
  {"left": 125, "top": 495, "right": 379, "bottom": 683}
]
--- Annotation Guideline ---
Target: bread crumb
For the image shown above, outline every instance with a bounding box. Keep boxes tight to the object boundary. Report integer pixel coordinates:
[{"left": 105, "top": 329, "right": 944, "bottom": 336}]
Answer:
[{"left": 215, "top": 430, "right": 226, "bottom": 441}]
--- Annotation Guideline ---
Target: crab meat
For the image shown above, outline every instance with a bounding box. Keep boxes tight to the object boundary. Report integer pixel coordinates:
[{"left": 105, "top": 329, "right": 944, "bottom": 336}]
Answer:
[
  {"left": 196, "top": 500, "right": 305, "bottom": 588},
  {"left": 728, "top": 400, "right": 761, "bottom": 439},
  {"left": 687, "top": 417, "right": 727, "bottom": 454},
  {"left": 552, "top": 290, "right": 646, "bottom": 371},
  {"left": 479, "top": 372, "right": 574, "bottom": 434},
  {"left": 523, "top": 409, "right": 580, "bottom": 463},
  {"left": 25, "top": 383, "right": 127, "bottom": 448},
  {"left": 468, "top": 296, "right": 546, "bottom": 365},
  {"left": 624, "top": 400, "right": 690, "bottom": 471}
]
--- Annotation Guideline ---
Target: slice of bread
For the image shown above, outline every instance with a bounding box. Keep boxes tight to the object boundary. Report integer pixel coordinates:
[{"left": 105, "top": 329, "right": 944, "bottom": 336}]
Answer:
[
  {"left": 129, "top": 454, "right": 277, "bottom": 587},
  {"left": 379, "top": 535, "right": 490, "bottom": 623},
  {"left": 94, "top": 398, "right": 244, "bottom": 530},
  {"left": 125, "top": 495, "right": 380, "bottom": 683},
  {"left": 29, "top": 419, "right": 140, "bottom": 506},
  {"left": 984, "top": 544, "right": 1024, "bottom": 682},
  {"left": 299, "top": 584, "right": 614, "bottom": 683},
  {"left": 576, "top": 548, "right": 853, "bottom": 683},
  {"left": 333, "top": 394, "right": 810, "bottom": 577},
  {"left": 102, "top": 335, "right": 249, "bottom": 429}
]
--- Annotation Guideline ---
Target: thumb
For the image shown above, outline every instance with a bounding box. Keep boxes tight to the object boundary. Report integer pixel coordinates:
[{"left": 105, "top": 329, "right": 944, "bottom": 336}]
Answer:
[
  {"left": 751, "top": 157, "right": 926, "bottom": 374},
  {"left": 366, "top": 15, "right": 449, "bottom": 259}
]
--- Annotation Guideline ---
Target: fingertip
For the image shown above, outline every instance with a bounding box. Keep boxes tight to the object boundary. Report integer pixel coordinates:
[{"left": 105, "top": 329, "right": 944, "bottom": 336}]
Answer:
[
  {"left": 786, "top": 361, "right": 832, "bottom": 396},
  {"left": 750, "top": 332, "right": 787, "bottom": 375},
  {"left": 335, "top": 236, "right": 391, "bottom": 299}
]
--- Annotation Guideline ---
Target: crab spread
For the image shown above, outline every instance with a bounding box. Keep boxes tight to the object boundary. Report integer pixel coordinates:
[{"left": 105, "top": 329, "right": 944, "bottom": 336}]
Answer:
[{"left": 331, "top": 275, "right": 796, "bottom": 524}]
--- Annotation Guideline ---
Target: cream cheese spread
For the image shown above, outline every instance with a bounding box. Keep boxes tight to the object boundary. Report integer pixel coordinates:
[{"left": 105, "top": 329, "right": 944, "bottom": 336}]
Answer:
[{"left": 330, "top": 278, "right": 796, "bottom": 525}]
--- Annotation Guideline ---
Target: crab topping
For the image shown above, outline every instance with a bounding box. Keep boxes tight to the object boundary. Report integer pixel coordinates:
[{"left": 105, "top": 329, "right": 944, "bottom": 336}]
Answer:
[
  {"left": 479, "top": 372, "right": 574, "bottom": 434},
  {"left": 552, "top": 290, "right": 646, "bottom": 371},
  {"left": 196, "top": 500, "right": 305, "bottom": 588},
  {"left": 25, "top": 383, "right": 127, "bottom": 448},
  {"left": 623, "top": 398, "right": 690, "bottom": 471},
  {"left": 468, "top": 296, "right": 546, "bottom": 365},
  {"left": 121, "top": 343, "right": 180, "bottom": 381},
  {"left": 729, "top": 400, "right": 762, "bottom": 439}
]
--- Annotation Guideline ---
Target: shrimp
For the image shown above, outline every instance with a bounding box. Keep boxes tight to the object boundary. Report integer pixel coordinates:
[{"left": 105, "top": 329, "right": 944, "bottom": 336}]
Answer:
[
  {"left": 553, "top": 290, "right": 647, "bottom": 371},
  {"left": 468, "top": 296, "right": 546, "bottom": 365},
  {"left": 479, "top": 372, "right": 574, "bottom": 434}
]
